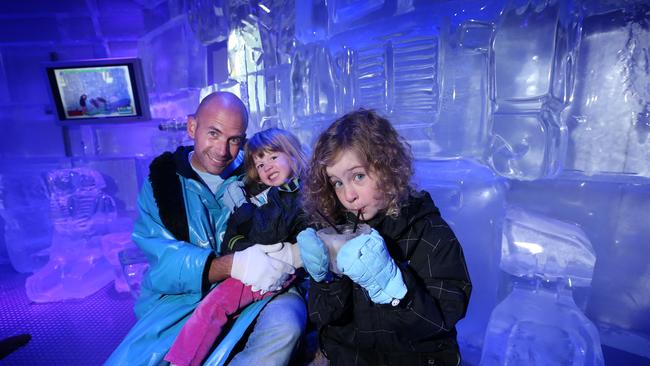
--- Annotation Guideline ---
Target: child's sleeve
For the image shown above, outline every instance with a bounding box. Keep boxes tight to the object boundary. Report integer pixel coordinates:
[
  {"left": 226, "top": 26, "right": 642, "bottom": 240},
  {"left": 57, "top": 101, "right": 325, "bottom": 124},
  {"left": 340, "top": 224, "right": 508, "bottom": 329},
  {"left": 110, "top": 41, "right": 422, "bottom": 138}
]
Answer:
[
  {"left": 222, "top": 203, "right": 257, "bottom": 254},
  {"left": 359, "top": 214, "right": 472, "bottom": 345},
  {"left": 307, "top": 276, "right": 353, "bottom": 328}
]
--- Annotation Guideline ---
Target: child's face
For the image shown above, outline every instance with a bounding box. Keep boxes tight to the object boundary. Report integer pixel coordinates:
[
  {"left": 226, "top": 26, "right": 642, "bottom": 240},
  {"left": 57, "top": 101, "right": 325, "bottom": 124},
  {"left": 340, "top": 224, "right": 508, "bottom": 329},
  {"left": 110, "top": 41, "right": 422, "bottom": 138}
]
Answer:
[
  {"left": 325, "top": 149, "right": 386, "bottom": 221},
  {"left": 253, "top": 150, "right": 294, "bottom": 186}
]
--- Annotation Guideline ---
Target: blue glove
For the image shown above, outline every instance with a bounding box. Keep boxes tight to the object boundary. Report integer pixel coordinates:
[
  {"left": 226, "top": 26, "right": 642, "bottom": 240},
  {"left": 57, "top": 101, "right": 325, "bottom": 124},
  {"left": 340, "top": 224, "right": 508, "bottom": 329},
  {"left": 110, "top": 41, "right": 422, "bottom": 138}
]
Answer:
[
  {"left": 222, "top": 180, "right": 247, "bottom": 213},
  {"left": 297, "top": 228, "right": 330, "bottom": 282},
  {"left": 337, "top": 229, "right": 407, "bottom": 304}
]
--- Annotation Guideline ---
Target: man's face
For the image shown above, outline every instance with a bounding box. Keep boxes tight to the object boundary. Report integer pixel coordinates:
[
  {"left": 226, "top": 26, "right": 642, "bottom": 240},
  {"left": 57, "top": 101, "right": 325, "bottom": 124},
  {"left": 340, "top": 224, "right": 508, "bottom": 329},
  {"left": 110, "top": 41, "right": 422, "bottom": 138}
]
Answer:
[{"left": 187, "top": 103, "right": 247, "bottom": 175}]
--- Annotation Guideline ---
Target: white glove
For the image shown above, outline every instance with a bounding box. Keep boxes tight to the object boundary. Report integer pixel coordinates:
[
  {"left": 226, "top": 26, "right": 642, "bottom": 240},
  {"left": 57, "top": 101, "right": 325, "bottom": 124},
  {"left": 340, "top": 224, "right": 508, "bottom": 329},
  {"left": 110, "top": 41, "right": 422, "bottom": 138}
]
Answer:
[
  {"left": 267, "top": 242, "right": 303, "bottom": 269},
  {"left": 231, "top": 243, "right": 295, "bottom": 292},
  {"left": 222, "top": 180, "right": 247, "bottom": 213}
]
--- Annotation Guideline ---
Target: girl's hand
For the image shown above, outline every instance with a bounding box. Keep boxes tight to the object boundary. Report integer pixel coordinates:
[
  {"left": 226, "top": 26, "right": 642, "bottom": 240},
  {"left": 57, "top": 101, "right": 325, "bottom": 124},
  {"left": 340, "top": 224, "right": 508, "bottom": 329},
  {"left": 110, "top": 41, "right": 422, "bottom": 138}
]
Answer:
[
  {"left": 297, "top": 228, "right": 330, "bottom": 282},
  {"left": 337, "top": 229, "right": 407, "bottom": 305}
]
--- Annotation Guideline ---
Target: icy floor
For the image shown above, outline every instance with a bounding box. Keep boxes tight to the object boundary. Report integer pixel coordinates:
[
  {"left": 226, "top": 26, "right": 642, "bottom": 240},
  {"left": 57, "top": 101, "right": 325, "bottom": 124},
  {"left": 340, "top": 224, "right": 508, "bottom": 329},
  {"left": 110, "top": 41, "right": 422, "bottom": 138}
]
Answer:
[
  {"left": 0, "top": 263, "right": 136, "bottom": 365},
  {"left": 1, "top": 260, "right": 648, "bottom": 365}
]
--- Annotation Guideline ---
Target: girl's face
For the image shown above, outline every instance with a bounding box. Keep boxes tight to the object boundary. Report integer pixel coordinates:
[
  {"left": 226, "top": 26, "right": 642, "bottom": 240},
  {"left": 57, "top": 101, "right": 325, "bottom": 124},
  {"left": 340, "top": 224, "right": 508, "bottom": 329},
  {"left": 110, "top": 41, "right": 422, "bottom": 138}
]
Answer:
[
  {"left": 325, "top": 149, "right": 386, "bottom": 221},
  {"left": 253, "top": 150, "right": 294, "bottom": 186}
]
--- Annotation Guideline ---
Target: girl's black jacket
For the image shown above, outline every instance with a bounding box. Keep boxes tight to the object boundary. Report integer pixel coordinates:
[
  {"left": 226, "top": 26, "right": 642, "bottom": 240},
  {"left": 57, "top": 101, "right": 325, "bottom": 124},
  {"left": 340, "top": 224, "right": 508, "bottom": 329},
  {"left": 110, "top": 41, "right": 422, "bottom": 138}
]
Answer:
[
  {"left": 221, "top": 179, "right": 307, "bottom": 254},
  {"left": 309, "top": 191, "right": 472, "bottom": 366}
]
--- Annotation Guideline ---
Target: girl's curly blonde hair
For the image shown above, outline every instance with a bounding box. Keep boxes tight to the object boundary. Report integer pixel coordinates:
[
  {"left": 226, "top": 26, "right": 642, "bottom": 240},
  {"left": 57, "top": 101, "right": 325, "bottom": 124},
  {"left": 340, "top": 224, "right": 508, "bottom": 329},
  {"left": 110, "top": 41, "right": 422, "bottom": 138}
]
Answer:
[{"left": 303, "top": 109, "right": 414, "bottom": 226}]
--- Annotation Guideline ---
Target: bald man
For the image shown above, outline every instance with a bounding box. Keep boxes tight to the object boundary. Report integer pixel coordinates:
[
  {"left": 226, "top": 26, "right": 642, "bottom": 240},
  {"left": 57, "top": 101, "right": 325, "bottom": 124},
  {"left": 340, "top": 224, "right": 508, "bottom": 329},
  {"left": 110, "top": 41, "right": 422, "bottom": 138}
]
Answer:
[{"left": 107, "top": 92, "right": 306, "bottom": 365}]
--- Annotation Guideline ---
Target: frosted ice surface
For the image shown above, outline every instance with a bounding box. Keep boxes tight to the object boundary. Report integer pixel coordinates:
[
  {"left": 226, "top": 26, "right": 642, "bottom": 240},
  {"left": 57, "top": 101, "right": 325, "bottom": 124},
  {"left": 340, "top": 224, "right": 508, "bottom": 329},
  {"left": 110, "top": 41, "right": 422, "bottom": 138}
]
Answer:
[
  {"left": 2, "top": 208, "right": 51, "bottom": 273},
  {"left": 138, "top": 15, "right": 206, "bottom": 96},
  {"left": 291, "top": 43, "right": 338, "bottom": 123},
  {"left": 187, "top": 0, "right": 229, "bottom": 45},
  {"left": 295, "top": 0, "right": 328, "bottom": 43},
  {"left": 215, "top": 1, "right": 297, "bottom": 131},
  {"left": 327, "top": 0, "right": 414, "bottom": 36},
  {"left": 437, "top": 22, "right": 491, "bottom": 158},
  {"left": 256, "top": 0, "right": 296, "bottom": 67},
  {"left": 488, "top": 1, "right": 572, "bottom": 180},
  {"left": 506, "top": 178, "right": 650, "bottom": 350},
  {"left": 25, "top": 233, "right": 114, "bottom": 302},
  {"left": 102, "top": 231, "right": 136, "bottom": 293},
  {"left": 493, "top": 2, "right": 560, "bottom": 101},
  {"left": 481, "top": 283, "right": 604, "bottom": 366},
  {"left": 567, "top": 6, "right": 650, "bottom": 179},
  {"left": 1, "top": 172, "right": 52, "bottom": 273},
  {"left": 488, "top": 109, "right": 566, "bottom": 180},
  {"left": 414, "top": 159, "right": 506, "bottom": 358},
  {"left": 119, "top": 245, "right": 150, "bottom": 299},
  {"left": 501, "top": 206, "right": 595, "bottom": 287},
  {"left": 25, "top": 167, "right": 117, "bottom": 302},
  {"left": 326, "top": 25, "right": 442, "bottom": 156},
  {"left": 227, "top": 15, "right": 263, "bottom": 80},
  {"left": 48, "top": 168, "right": 116, "bottom": 236}
]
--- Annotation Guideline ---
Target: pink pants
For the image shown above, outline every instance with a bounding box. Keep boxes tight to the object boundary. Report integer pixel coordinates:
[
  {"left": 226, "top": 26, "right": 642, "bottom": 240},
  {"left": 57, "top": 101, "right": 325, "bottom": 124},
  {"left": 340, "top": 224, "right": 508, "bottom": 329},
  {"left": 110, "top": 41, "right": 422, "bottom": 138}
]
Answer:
[{"left": 164, "top": 278, "right": 290, "bottom": 366}]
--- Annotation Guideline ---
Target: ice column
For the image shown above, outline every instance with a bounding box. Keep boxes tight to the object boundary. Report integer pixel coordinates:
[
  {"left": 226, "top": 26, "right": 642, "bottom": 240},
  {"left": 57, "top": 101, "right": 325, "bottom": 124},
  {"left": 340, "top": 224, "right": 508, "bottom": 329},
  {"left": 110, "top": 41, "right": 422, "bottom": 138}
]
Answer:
[
  {"left": 480, "top": 207, "right": 604, "bottom": 365},
  {"left": 566, "top": 5, "right": 650, "bottom": 180},
  {"left": 487, "top": 1, "right": 576, "bottom": 180}
]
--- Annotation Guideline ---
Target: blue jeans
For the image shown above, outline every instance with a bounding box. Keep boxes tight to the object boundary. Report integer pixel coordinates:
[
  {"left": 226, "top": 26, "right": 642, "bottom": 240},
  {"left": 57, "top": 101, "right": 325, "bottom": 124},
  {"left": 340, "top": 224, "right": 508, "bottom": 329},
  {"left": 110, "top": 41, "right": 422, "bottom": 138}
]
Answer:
[{"left": 228, "top": 287, "right": 306, "bottom": 365}]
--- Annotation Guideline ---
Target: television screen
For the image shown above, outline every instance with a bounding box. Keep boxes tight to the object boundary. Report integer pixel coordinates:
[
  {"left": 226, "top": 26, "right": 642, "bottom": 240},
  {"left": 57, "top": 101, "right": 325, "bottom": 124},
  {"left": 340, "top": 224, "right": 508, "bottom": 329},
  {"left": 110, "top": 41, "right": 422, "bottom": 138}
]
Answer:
[{"left": 45, "top": 58, "right": 151, "bottom": 124}]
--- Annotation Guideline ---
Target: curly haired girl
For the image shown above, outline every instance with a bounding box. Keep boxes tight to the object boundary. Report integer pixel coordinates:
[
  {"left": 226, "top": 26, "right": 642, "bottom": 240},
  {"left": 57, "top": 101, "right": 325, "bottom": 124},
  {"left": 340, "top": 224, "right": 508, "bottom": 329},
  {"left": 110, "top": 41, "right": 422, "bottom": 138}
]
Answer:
[{"left": 298, "top": 109, "right": 472, "bottom": 365}]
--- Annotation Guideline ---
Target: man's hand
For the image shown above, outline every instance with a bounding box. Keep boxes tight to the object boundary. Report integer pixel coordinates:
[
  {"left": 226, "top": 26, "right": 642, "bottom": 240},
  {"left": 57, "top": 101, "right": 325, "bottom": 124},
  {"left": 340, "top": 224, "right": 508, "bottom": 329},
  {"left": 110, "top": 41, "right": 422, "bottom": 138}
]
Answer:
[{"left": 231, "top": 243, "right": 295, "bottom": 292}]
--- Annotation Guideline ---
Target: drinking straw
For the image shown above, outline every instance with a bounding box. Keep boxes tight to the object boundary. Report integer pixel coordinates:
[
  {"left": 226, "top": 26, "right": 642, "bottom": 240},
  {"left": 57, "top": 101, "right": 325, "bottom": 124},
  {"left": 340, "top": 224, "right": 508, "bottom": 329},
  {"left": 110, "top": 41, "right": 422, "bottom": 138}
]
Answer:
[
  {"left": 316, "top": 209, "right": 342, "bottom": 234},
  {"left": 352, "top": 210, "right": 362, "bottom": 233}
]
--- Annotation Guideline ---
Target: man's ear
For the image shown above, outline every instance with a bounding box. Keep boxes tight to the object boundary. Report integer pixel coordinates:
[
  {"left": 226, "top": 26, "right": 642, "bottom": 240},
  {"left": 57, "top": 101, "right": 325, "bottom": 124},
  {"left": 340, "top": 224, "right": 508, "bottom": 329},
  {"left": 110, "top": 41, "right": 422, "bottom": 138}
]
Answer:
[{"left": 187, "top": 115, "right": 197, "bottom": 139}]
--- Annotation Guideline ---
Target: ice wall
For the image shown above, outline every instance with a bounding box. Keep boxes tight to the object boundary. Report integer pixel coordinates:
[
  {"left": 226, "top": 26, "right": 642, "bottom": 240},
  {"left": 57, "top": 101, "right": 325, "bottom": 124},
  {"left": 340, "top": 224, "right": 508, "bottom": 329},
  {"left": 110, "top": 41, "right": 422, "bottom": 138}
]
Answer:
[
  {"left": 567, "top": 5, "right": 650, "bottom": 179},
  {"left": 1, "top": 0, "right": 649, "bottom": 363},
  {"left": 0, "top": 0, "right": 175, "bottom": 299},
  {"left": 191, "top": 0, "right": 650, "bottom": 363}
]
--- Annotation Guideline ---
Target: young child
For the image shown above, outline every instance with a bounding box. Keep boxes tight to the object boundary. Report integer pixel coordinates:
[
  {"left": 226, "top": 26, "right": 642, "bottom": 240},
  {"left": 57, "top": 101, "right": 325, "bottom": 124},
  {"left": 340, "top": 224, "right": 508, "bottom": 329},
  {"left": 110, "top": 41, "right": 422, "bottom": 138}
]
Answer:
[
  {"left": 165, "top": 128, "right": 308, "bottom": 366},
  {"left": 297, "top": 109, "right": 472, "bottom": 365}
]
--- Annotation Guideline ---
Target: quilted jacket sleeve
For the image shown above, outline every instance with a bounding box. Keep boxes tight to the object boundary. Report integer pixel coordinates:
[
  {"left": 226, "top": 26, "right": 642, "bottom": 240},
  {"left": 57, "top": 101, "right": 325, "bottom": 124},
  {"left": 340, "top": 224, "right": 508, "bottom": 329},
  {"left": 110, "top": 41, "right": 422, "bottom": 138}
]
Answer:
[{"left": 356, "top": 214, "right": 472, "bottom": 347}]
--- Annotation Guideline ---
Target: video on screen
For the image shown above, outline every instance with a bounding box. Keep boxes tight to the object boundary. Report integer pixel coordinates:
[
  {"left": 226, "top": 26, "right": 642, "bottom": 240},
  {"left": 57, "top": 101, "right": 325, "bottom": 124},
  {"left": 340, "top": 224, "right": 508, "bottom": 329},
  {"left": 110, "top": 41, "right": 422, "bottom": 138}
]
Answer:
[{"left": 53, "top": 65, "right": 138, "bottom": 119}]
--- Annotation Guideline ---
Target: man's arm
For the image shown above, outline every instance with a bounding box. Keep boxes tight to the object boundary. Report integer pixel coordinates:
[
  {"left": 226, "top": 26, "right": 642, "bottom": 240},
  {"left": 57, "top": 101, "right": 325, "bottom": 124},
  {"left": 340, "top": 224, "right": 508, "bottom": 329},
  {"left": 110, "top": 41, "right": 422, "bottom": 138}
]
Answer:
[{"left": 207, "top": 254, "right": 233, "bottom": 283}]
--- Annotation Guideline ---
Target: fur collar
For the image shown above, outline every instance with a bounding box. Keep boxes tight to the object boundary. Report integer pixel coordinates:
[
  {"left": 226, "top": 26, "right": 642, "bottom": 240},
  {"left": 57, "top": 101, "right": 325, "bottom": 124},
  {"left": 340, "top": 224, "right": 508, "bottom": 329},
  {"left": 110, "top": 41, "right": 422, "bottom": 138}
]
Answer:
[{"left": 148, "top": 147, "right": 193, "bottom": 242}]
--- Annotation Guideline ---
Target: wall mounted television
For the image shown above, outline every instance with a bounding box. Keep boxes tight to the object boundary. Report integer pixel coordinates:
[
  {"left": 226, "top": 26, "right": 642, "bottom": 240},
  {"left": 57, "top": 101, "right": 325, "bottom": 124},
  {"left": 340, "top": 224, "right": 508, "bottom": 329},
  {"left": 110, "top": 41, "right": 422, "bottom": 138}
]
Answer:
[{"left": 44, "top": 57, "right": 151, "bottom": 125}]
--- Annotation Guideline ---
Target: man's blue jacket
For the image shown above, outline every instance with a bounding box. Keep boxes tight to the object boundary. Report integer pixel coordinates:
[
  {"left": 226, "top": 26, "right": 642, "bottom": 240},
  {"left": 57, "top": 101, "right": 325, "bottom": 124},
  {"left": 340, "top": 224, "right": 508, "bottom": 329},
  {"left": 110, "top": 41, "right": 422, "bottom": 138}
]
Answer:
[{"left": 106, "top": 146, "right": 257, "bottom": 366}]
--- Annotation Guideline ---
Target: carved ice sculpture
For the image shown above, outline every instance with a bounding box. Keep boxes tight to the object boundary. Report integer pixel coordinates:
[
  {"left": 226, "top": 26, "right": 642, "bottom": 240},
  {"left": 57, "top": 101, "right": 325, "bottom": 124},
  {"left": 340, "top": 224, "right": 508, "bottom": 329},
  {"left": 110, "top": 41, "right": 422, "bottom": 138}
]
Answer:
[
  {"left": 25, "top": 167, "right": 117, "bottom": 302},
  {"left": 480, "top": 207, "right": 604, "bottom": 365}
]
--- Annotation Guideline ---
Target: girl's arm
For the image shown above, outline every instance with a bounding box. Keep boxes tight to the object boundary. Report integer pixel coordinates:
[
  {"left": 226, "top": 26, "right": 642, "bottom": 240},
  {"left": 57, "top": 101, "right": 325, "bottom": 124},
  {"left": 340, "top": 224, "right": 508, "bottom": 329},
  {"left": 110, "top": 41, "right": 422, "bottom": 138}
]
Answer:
[
  {"left": 222, "top": 202, "right": 257, "bottom": 254},
  {"left": 223, "top": 189, "right": 306, "bottom": 254},
  {"left": 356, "top": 215, "right": 472, "bottom": 345},
  {"left": 307, "top": 276, "right": 354, "bottom": 328}
]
